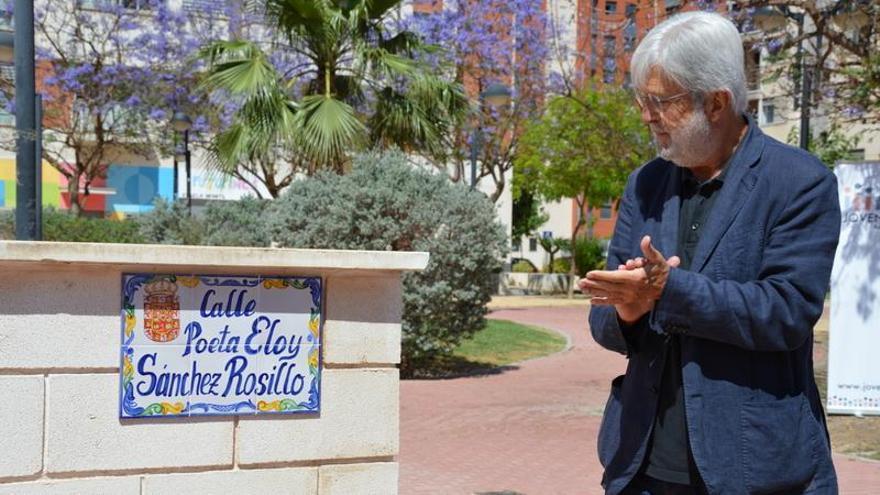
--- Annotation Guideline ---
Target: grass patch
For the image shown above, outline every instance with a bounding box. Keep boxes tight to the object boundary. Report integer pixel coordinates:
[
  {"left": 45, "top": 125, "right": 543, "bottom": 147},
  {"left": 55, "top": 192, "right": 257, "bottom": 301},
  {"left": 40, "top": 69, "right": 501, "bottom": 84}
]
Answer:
[{"left": 454, "top": 319, "right": 567, "bottom": 367}]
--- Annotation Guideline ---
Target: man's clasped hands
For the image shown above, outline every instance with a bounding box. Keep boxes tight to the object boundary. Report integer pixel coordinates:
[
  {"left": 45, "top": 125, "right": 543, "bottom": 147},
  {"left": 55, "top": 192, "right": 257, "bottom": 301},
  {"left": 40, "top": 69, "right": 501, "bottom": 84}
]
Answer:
[{"left": 577, "top": 235, "right": 680, "bottom": 325}]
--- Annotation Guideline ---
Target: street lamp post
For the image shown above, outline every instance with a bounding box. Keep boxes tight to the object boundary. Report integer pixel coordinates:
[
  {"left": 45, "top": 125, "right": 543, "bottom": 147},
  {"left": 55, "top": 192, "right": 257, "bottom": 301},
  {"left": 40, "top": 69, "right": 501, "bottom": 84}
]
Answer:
[
  {"left": 751, "top": 7, "right": 813, "bottom": 150},
  {"left": 172, "top": 147, "right": 178, "bottom": 201},
  {"left": 469, "top": 82, "right": 511, "bottom": 189},
  {"left": 13, "top": 0, "right": 37, "bottom": 239},
  {"left": 171, "top": 111, "right": 192, "bottom": 215}
]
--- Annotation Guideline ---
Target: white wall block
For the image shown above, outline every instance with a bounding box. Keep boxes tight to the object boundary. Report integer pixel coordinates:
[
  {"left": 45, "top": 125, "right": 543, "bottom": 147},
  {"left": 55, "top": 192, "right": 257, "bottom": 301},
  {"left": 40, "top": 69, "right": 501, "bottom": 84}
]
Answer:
[
  {"left": 238, "top": 369, "right": 399, "bottom": 464},
  {"left": 325, "top": 276, "right": 402, "bottom": 324},
  {"left": 0, "top": 267, "right": 119, "bottom": 370},
  {"left": 46, "top": 374, "right": 233, "bottom": 473},
  {"left": 322, "top": 321, "right": 401, "bottom": 364},
  {"left": 0, "top": 477, "right": 140, "bottom": 495},
  {"left": 319, "top": 462, "right": 398, "bottom": 495},
  {"left": 0, "top": 377, "right": 43, "bottom": 478},
  {"left": 144, "top": 468, "right": 317, "bottom": 495},
  {"left": 0, "top": 243, "right": 417, "bottom": 495}
]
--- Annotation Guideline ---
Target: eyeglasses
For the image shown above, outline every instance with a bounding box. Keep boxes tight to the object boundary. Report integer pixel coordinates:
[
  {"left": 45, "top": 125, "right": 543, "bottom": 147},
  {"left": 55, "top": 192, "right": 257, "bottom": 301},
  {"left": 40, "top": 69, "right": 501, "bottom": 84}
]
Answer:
[{"left": 634, "top": 91, "right": 690, "bottom": 115}]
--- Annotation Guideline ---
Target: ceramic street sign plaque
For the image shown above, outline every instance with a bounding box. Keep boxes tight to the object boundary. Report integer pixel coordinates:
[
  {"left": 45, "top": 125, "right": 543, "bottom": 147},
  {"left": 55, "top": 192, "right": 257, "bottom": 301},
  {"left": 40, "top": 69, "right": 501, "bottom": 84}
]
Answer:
[{"left": 119, "top": 274, "right": 322, "bottom": 418}]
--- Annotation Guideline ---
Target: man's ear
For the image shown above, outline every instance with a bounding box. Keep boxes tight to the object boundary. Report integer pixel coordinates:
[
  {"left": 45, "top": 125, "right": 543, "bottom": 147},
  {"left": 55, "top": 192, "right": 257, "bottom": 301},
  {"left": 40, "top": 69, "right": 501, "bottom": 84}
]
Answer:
[{"left": 705, "top": 90, "right": 732, "bottom": 123}]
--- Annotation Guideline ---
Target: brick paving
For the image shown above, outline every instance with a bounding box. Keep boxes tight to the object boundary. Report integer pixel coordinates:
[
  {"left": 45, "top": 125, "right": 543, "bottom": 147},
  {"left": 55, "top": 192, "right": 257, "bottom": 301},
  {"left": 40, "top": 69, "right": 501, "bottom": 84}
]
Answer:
[{"left": 399, "top": 304, "right": 880, "bottom": 495}]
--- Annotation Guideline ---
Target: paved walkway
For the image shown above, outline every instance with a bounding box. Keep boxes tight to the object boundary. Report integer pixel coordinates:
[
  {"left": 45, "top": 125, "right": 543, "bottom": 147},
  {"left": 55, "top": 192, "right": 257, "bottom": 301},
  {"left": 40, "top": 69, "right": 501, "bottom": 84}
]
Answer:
[{"left": 399, "top": 305, "right": 880, "bottom": 495}]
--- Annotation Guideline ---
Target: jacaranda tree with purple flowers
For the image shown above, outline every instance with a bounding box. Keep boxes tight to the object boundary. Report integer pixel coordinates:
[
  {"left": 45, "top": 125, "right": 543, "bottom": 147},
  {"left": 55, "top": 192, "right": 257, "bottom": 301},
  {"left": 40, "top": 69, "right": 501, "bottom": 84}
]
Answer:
[
  {"left": 410, "top": 0, "right": 551, "bottom": 203},
  {"left": 0, "top": 0, "right": 230, "bottom": 215},
  {"left": 732, "top": 1, "right": 879, "bottom": 127}
]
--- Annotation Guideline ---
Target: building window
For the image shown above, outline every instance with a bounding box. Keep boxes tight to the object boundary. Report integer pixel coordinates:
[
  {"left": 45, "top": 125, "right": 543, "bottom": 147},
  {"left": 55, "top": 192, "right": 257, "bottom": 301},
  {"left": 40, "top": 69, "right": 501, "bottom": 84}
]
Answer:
[
  {"left": 762, "top": 102, "right": 775, "bottom": 124},
  {"left": 605, "top": 1, "right": 617, "bottom": 14},
  {"left": 182, "top": 0, "right": 226, "bottom": 15},
  {"left": 0, "top": 9, "right": 12, "bottom": 30},
  {"left": 623, "top": 22, "right": 637, "bottom": 51},
  {"left": 0, "top": 64, "right": 13, "bottom": 127},
  {"left": 600, "top": 202, "right": 613, "bottom": 219},
  {"left": 665, "top": 0, "right": 681, "bottom": 12},
  {"left": 603, "top": 56, "right": 616, "bottom": 83},
  {"left": 747, "top": 99, "right": 759, "bottom": 120},
  {"left": 625, "top": 3, "right": 637, "bottom": 17},
  {"left": 529, "top": 237, "right": 538, "bottom": 252},
  {"left": 604, "top": 35, "right": 616, "bottom": 56},
  {"left": 512, "top": 238, "right": 521, "bottom": 252},
  {"left": 747, "top": 49, "right": 760, "bottom": 91},
  {"left": 78, "top": 0, "right": 158, "bottom": 10}
]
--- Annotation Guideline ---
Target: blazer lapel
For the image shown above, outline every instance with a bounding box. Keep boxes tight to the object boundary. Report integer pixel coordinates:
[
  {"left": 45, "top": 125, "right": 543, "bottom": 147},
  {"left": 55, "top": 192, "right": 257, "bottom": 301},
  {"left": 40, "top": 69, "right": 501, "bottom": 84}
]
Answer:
[{"left": 691, "top": 119, "right": 765, "bottom": 273}]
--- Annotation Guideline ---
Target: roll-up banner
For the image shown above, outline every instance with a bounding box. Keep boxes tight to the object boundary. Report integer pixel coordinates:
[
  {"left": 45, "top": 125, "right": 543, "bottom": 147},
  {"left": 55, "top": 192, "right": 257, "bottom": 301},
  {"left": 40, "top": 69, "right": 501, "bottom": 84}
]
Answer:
[{"left": 828, "top": 161, "right": 880, "bottom": 416}]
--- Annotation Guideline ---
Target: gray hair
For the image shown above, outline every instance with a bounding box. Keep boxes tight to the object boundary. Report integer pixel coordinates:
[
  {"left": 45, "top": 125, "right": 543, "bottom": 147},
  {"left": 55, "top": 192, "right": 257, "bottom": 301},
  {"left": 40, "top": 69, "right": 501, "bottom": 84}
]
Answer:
[{"left": 631, "top": 11, "right": 747, "bottom": 115}]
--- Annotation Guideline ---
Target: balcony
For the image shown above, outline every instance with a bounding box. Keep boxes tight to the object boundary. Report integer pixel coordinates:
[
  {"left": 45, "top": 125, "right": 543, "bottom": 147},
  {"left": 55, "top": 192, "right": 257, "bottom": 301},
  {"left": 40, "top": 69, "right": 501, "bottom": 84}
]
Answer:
[{"left": 182, "top": 0, "right": 227, "bottom": 16}]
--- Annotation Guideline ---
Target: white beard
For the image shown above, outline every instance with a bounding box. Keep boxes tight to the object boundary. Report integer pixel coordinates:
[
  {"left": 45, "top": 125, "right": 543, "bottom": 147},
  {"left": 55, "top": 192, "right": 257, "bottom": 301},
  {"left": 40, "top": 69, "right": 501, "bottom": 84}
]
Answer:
[{"left": 655, "top": 108, "right": 714, "bottom": 169}]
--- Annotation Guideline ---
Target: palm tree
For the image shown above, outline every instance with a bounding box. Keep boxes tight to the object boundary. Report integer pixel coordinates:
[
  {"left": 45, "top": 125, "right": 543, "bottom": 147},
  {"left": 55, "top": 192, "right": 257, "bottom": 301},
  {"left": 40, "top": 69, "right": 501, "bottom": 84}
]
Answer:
[{"left": 198, "top": 0, "right": 469, "bottom": 193}]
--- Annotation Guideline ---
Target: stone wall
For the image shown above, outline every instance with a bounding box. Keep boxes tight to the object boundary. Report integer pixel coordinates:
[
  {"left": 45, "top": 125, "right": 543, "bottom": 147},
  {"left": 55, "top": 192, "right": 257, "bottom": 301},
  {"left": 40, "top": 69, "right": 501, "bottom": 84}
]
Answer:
[{"left": 0, "top": 241, "right": 427, "bottom": 495}]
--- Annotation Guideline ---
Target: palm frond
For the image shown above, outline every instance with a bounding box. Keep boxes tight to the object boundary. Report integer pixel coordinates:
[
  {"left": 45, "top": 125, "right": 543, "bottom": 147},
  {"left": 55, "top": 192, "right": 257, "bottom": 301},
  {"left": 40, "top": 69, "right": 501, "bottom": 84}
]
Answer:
[
  {"left": 369, "top": 86, "right": 441, "bottom": 154},
  {"left": 264, "top": 0, "right": 325, "bottom": 32},
  {"left": 295, "top": 94, "right": 366, "bottom": 167},
  {"left": 198, "top": 40, "right": 281, "bottom": 98},
  {"left": 360, "top": 47, "right": 418, "bottom": 79},
  {"left": 365, "top": 0, "right": 400, "bottom": 19}
]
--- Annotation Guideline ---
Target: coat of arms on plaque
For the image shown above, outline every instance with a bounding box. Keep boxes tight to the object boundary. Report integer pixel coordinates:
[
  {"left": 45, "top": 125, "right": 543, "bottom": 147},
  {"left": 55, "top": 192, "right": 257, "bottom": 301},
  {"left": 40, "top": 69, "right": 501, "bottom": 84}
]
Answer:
[{"left": 142, "top": 278, "right": 180, "bottom": 342}]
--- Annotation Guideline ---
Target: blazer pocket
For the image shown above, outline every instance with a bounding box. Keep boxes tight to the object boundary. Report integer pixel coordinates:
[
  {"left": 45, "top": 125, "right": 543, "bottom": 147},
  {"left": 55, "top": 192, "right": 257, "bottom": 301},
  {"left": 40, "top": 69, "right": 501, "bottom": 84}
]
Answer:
[
  {"left": 740, "top": 395, "right": 821, "bottom": 494},
  {"left": 598, "top": 374, "right": 624, "bottom": 468}
]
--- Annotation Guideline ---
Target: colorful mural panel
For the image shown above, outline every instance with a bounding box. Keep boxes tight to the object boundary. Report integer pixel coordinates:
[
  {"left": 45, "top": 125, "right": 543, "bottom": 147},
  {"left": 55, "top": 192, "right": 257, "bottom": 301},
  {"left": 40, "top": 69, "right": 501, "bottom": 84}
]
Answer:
[
  {"left": 106, "top": 165, "right": 173, "bottom": 215},
  {"left": 1, "top": 159, "right": 257, "bottom": 216},
  {"left": 0, "top": 158, "right": 63, "bottom": 209}
]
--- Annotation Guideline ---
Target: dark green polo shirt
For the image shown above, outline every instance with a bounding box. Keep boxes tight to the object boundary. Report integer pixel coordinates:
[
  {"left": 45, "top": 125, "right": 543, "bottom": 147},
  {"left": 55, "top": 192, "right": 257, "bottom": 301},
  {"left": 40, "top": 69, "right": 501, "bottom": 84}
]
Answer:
[{"left": 644, "top": 165, "right": 727, "bottom": 485}]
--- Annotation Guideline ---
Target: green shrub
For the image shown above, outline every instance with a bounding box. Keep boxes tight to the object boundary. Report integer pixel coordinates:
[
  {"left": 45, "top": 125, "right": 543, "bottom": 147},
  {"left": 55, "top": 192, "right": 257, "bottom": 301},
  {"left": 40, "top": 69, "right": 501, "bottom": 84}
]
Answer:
[
  {"left": 137, "top": 199, "right": 205, "bottom": 245},
  {"left": 547, "top": 257, "right": 571, "bottom": 274},
  {"left": 202, "top": 197, "right": 272, "bottom": 247},
  {"left": 0, "top": 209, "right": 12, "bottom": 239},
  {"left": 38, "top": 207, "right": 143, "bottom": 243},
  {"left": 512, "top": 260, "right": 536, "bottom": 273},
  {"left": 268, "top": 151, "right": 508, "bottom": 375},
  {"left": 1, "top": 208, "right": 144, "bottom": 243},
  {"left": 573, "top": 237, "right": 606, "bottom": 277},
  {"left": 138, "top": 197, "right": 271, "bottom": 247}
]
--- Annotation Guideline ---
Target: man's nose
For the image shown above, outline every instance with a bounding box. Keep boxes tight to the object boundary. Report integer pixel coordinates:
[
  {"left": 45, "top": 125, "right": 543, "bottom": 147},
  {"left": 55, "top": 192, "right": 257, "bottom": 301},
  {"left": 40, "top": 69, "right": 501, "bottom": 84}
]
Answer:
[{"left": 639, "top": 105, "right": 658, "bottom": 124}]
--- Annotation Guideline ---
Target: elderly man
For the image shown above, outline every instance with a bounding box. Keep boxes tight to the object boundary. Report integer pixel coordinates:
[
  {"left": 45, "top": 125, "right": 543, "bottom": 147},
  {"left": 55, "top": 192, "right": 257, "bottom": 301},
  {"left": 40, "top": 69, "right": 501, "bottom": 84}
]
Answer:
[{"left": 579, "top": 11, "right": 839, "bottom": 495}]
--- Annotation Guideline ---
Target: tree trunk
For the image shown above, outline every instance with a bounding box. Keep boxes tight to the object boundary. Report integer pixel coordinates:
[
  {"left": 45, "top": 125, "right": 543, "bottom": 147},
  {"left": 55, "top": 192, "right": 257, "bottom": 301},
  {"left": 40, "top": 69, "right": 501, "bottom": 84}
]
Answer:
[
  {"left": 567, "top": 218, "right": 586, "bottom": 299},
  {"left": 67, "top": 170, "right": 84, "bottom": 216}
]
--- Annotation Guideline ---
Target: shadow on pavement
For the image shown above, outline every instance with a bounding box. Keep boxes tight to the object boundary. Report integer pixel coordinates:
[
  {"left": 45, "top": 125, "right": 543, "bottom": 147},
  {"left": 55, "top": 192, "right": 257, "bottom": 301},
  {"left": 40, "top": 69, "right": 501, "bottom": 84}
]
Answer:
[{"left": 404, "top": 355, "right": 521, "bottom": 380}]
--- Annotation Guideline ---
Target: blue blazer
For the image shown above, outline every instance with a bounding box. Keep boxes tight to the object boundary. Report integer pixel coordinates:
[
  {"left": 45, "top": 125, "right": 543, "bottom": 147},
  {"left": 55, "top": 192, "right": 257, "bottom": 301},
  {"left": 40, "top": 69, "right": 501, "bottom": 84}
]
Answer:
[{"left": 589, "top": 120, "right": 840, "bottom": 495}]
